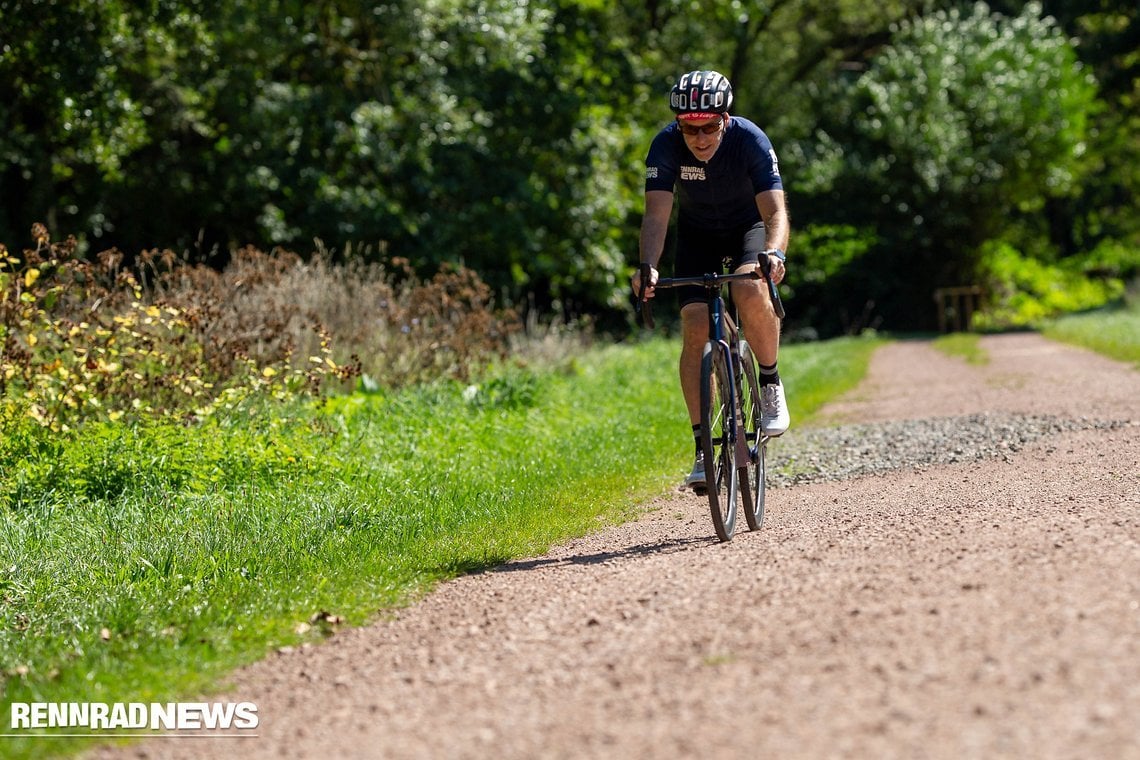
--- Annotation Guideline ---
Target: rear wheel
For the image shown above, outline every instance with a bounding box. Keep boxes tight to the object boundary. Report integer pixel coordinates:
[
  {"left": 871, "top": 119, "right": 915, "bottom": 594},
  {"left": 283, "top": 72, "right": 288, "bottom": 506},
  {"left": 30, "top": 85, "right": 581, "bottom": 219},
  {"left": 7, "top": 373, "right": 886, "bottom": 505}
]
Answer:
[
  {"left": 737, "top": 340, "right": 766, "bottom": 531},
  {"left": 700, "top": 342, "right": 738, "bottom": 542}
]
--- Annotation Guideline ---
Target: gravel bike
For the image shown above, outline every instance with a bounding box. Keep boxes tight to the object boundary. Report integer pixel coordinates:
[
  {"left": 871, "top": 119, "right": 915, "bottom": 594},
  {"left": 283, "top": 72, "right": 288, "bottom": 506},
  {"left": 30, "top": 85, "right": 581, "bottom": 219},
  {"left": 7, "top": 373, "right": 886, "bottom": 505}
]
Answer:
[{"left": 637, "top": 258, "right": 784, "bottom": 542}]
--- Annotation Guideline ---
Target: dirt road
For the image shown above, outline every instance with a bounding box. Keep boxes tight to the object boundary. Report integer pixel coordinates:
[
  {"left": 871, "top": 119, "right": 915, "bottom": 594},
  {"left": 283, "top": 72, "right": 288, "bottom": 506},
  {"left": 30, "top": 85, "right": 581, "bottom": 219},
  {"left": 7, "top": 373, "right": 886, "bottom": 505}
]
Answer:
[{"left": 95, "top": 333, "right": 1139, "bottom": 759}]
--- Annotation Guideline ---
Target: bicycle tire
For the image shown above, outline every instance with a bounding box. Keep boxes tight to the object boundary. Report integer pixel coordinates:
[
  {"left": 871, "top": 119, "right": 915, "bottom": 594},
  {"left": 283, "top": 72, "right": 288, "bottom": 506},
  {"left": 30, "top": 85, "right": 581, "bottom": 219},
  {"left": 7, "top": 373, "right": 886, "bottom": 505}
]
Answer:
[
  {"left": 737, "top": 340, "right": 766, "bottom": 531},
  {"left": 700, "top": 342, "right": 738, "bottom": 542}
]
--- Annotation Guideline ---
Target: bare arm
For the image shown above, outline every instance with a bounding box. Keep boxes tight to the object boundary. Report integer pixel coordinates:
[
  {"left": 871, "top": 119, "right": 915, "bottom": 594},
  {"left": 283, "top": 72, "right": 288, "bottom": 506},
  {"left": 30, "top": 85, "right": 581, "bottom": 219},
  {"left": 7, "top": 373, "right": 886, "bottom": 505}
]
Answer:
[
  {"left": 639, "top": 190, "right": 674, "bottom": 268},
  {"left": 632, "top": 190, "right": 674, "bottom": 298},
  {"left": 756, "top": 189, "right": 790, "bottom": 284}
]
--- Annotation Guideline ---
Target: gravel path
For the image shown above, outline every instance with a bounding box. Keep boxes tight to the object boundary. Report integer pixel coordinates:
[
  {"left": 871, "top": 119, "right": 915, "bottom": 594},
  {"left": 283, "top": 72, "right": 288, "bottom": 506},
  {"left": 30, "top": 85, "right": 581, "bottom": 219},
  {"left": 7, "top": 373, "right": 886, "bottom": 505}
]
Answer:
[{"left": 92, "top": 333, "right": 1140, "bottom": 759}]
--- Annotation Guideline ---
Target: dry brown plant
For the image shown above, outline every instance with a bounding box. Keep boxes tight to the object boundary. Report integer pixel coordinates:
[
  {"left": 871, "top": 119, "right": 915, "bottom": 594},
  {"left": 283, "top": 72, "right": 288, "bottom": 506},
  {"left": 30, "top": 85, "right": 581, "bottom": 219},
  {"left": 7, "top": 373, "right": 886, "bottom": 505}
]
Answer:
[{"left": 3, "top": 224, "right": 525, "bottom": 428}]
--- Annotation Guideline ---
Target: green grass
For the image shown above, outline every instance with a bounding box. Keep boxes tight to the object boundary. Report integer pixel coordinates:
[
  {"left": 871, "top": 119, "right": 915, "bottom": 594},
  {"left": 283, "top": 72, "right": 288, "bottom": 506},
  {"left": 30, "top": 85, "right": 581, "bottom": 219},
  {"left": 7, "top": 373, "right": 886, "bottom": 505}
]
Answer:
[
  {"left": 0, "top": 333, "right": 881, "bottom": 759},
  {"left": 1042, "top": 300, "right": 1140, "bottom": 366},
  {"left": 931, "top": 332, "right": 989, "bottom": 365}
]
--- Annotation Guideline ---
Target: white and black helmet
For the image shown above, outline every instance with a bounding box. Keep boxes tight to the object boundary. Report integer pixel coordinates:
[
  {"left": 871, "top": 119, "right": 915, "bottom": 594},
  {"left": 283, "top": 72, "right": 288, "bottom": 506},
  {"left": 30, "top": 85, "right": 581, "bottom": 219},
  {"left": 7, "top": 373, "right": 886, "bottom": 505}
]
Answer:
[{"left": 669, "top": 70, "right": 734, "bottom": 116}]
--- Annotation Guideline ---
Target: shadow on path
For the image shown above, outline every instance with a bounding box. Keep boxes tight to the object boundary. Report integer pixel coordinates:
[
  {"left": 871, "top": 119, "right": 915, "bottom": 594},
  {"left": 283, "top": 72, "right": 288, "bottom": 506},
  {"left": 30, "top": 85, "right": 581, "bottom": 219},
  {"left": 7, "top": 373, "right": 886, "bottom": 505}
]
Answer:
[{"left": 487, "top": 534, "right": 712, "bottom": 574}]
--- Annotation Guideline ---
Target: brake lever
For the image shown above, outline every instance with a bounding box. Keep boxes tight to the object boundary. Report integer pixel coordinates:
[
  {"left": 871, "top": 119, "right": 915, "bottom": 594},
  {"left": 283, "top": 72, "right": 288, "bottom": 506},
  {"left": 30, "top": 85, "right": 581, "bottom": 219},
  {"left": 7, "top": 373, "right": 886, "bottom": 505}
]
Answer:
[
  {"left": 759, "top": 254, "right": 785, "bottom": 320},
  {"left": 635, "top": 263, "right": 655, "bottom": 329}
]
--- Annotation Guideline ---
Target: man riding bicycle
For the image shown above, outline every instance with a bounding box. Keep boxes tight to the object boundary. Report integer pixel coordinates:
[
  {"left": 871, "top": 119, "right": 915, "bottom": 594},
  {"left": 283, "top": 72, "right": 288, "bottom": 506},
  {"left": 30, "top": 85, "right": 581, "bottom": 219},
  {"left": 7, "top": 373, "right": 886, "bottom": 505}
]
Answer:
[{"left": 631, "top": 69, "right": 791, "bottom": 491}]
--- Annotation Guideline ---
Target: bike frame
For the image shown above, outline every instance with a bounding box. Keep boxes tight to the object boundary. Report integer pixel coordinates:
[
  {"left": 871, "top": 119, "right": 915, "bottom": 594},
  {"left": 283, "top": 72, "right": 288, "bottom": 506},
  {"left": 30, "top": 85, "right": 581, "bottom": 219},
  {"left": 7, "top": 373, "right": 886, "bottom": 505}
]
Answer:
[
  {"left": 703, "top": 274, "right": 740, "bottom": 454},
  {"left": 637, "top": 261, "right": 780, "bottom": 464}
]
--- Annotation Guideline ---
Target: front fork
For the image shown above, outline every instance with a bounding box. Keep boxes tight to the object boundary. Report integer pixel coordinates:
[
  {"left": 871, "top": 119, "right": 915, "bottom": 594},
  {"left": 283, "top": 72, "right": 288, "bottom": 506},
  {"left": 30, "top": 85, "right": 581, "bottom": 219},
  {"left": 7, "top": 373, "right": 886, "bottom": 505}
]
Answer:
[{"left": 709, "top": 294, "right": 752, "bottom": 464}]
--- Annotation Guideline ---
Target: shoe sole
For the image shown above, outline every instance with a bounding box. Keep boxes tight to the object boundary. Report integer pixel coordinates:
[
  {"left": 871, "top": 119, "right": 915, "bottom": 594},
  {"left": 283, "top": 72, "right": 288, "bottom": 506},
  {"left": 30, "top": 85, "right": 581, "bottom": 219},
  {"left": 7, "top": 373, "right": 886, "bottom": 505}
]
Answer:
[{"left": 761, "top": 420, "right": 790, "bottom": 437}]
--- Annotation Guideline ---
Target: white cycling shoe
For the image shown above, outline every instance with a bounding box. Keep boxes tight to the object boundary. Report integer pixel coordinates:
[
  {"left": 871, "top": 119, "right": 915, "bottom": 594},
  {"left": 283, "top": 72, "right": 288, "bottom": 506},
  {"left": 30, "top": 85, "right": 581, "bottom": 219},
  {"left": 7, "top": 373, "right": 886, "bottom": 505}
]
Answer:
[
  {"left": 761, "top": 382, "right": 790, "bottom": 436},
  {"left": 684, "top": 451, "right": 707, "bottom": 491}
]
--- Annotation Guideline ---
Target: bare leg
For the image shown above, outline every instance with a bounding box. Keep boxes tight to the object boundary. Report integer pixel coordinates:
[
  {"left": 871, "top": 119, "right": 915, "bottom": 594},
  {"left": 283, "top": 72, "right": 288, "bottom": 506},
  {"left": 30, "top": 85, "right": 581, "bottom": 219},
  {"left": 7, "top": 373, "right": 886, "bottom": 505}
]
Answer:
[{"left": 730, "top": 263, "right": 780, "bottom": 366}]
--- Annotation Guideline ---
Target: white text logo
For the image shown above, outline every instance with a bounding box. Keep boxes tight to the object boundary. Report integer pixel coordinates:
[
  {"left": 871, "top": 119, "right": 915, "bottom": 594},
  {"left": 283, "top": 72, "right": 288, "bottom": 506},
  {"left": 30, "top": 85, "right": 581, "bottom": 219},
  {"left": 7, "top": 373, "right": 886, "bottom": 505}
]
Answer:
[{"left": 8, "top": 702, "right": 259, "bottom": 732}]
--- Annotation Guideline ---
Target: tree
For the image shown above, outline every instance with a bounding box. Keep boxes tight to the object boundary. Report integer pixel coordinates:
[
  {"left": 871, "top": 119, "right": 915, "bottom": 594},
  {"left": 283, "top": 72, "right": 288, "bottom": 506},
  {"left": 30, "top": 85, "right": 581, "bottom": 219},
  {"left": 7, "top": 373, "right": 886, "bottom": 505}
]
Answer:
[
  {"left": 0, "top": 0, "right": 166, "bottom": 243},
  {"left": 4, "top": 0, "right": 1120, "bottom": 329},
  {"left": 791, "top": 2, "right": 1098, "bottom": 331},
  {"left": 298, "top": 0, "right": 648, "bottom": 312},
  {"left": 1031, "top": 0, "right": 1139, "bottom": 264}
]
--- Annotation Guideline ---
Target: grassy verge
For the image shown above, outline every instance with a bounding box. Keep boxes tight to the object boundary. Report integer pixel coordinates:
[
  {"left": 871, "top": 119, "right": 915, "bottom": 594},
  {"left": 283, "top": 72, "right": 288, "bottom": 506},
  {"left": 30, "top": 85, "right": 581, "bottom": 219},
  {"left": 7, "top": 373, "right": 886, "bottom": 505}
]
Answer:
[
  {"left": 0, "top": 334, "right": 880, "bottom": 758},
  {"left": 931, "top": 332, "right": 989, "bottom": 365},
  {"left": 1041, "top": 299, "right": 1140, "bottom": 366}
]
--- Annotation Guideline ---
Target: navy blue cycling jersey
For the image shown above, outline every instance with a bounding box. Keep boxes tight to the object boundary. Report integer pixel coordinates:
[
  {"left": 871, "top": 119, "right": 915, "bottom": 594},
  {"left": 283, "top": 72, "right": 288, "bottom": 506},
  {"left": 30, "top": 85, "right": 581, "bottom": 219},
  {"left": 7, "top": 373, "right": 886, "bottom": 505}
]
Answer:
[{"left": 644, "top": 117, "right": 783, "bottom": 231}]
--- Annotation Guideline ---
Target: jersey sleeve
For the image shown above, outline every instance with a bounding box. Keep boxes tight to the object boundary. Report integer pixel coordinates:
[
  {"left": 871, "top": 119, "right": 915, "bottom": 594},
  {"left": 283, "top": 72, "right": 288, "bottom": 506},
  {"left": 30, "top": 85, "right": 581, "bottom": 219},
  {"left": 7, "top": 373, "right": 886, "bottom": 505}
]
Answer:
[
  {"left": 747, "top": 128, "right": 783, "bottom": 194},
  {"left": 644, "top": 127, "right": 678, "bottom": 192}
]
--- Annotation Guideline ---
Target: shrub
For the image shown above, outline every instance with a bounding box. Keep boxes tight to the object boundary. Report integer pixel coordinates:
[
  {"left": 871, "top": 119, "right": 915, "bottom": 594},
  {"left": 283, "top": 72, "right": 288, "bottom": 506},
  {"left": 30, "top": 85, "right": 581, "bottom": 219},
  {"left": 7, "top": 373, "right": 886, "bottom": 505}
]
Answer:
[
  {"left": 0, "top": 226, "right": 350, "bottom": 430},
  {"left": 974, "top": 241, "right": 1125, "bottom": 329},
  {"left": 155, "top": 251, "right": 522, "bottom": 389},
  {"left": 1, "top": 223, "right": 521, "bottom": 430},
  {"left": 781, "top": 224, "right": 881, "bottom": 338}
]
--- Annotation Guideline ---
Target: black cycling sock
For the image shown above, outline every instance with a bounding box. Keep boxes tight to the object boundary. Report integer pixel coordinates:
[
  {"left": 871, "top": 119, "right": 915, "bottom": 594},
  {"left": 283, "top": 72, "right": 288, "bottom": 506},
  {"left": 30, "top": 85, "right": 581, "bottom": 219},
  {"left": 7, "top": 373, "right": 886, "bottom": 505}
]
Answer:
[
  {"left": 759, "top": 362, "right": 780, "bottom": 386},
  {"left": 692, "top": 424, "right": 701, "bottom": 453}
]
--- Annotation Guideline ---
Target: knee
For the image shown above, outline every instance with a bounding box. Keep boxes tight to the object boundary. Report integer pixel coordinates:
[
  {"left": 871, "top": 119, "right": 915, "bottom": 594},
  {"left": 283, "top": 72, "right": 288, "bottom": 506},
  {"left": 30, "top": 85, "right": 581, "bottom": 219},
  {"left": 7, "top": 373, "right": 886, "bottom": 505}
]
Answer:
[
  {"left": 736, "top": 282, "right": 774, "bottom": 319},
  {"left": 680, "top": 305, "right": 707, "bottom": 345},
  {"left": 738, "top": 299, "right": 779, "bottom": 349}
]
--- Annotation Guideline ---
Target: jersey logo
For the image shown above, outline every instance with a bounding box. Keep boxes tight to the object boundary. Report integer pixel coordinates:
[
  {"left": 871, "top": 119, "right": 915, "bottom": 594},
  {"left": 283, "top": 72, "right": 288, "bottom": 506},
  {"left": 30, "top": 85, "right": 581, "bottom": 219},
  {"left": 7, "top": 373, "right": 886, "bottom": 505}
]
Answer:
[
  {"left": 769, "top": 149, "right": 781, "bottom": 177},
  {"left": 680, "top": 165, "right": 706, "bottom": 181},
  {"left": 646, "top": 166, "right": 658, "bottom": 179}
]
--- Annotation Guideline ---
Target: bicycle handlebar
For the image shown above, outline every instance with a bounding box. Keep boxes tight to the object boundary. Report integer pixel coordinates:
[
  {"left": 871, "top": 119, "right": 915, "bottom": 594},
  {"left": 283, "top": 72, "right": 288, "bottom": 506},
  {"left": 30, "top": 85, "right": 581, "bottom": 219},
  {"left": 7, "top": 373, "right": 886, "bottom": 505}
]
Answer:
[
  {"left": 635, "top": 258, "right": 785, "bottom": 329},
  {"left": 654, "top": 270, "right": 762, "bottom": 289}
]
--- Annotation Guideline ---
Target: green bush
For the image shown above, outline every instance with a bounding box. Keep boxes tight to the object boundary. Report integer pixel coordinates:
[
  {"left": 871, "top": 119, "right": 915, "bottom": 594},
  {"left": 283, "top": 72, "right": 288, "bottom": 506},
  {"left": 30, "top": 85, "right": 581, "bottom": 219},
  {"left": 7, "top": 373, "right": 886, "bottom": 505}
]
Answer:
[
  {"left": 782, "top": 224, "right": 880, "bottom": 338},
  {"left": 974, "top": 241, "right": 1125, "bottom": 329},
  {"left": 1081, "top": 239, "right": 1140, "bottom": 281}
]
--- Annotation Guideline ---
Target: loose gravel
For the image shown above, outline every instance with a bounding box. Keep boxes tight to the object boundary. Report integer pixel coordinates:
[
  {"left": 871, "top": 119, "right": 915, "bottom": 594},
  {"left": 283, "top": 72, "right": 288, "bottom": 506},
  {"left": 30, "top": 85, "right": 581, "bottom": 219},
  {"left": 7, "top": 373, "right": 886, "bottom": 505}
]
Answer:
[{"left": 769, "top": 412, "right": 1134, "bottom": 487}]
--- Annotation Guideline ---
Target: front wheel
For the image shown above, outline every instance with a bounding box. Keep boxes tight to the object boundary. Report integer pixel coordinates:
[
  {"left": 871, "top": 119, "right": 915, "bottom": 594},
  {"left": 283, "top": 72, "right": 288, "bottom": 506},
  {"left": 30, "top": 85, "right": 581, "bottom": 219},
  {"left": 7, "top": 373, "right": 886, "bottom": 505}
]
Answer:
[
  {"left": 700, "top": 342, "right": 738, "bottom": 542},
  {"left": 737, "top": 340, "right": 766, "bottom": 531}
]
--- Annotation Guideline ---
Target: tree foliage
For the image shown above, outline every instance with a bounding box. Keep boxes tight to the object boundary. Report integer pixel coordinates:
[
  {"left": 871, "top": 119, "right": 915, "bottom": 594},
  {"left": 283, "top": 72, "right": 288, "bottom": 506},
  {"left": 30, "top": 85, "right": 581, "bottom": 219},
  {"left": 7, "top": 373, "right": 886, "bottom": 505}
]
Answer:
[
  {"left": 1036, "top": 0, "right": 1140, "bottom": 260},
  {"left": 0, "top": 0, "right": 1134, "bottom": 331},
  {"left": 789, "top": 2, "right": 1101, "bottom": 331}
]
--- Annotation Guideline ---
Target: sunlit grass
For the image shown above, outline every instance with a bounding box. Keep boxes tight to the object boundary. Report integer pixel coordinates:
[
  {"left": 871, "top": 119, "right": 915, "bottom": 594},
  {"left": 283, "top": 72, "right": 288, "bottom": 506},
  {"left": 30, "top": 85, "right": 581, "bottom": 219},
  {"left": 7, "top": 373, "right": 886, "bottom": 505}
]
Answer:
[
  {"left": 1042, "top": 299, "right": 1140, "bottom": 366},
  {"left": 932, "top": 332, "right": 989, "bottom": 365}
]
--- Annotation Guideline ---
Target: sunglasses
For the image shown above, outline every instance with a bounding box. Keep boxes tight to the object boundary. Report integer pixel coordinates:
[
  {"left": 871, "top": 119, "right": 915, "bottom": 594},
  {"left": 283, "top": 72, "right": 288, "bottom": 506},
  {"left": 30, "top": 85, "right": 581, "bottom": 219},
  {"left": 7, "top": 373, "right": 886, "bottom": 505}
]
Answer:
[{"left": 678, "top": 118, "right": 724, "bottom": 136}]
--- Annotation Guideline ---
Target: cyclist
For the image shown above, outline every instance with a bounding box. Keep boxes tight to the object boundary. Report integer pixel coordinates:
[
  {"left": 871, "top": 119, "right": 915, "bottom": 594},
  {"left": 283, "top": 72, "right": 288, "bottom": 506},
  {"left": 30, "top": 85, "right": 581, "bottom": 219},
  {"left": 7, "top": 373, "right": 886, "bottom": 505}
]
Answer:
[{"left": 631, "top": 69, "right": 790, "bottom": 491}]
